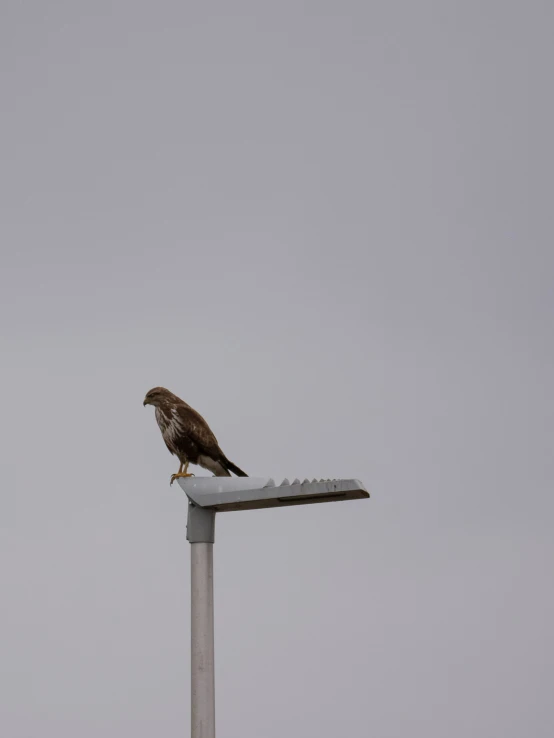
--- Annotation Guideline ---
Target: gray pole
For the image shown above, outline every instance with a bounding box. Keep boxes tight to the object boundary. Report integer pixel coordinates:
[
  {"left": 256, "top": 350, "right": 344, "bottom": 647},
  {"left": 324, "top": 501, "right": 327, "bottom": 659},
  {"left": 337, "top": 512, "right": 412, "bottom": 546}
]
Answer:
[
  {"left": 187, "top": 503, "right": 216, "bottom": 738},
  {"left": 179, "top": 476, "right": 369, "bottom": 738}
]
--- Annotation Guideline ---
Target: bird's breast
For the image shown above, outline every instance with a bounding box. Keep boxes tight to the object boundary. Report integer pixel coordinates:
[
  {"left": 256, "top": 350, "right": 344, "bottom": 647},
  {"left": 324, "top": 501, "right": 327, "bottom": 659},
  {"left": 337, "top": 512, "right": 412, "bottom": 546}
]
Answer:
[{"left": 156, "top": 406, "right": 185, "bottom": 445}]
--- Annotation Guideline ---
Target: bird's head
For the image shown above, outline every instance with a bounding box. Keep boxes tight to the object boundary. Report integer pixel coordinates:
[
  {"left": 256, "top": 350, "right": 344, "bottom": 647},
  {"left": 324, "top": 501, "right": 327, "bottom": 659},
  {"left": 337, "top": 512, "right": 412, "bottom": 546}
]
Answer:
[{"left": 143, "top": 387, "right": 172, "bottom": 407}]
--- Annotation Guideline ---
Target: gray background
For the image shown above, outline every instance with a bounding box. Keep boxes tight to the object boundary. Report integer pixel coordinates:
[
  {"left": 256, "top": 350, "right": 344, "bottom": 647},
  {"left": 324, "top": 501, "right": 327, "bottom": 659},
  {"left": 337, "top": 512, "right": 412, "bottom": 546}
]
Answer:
[{"left": 1, "top": 1, "right": 553, "bottom": 736}]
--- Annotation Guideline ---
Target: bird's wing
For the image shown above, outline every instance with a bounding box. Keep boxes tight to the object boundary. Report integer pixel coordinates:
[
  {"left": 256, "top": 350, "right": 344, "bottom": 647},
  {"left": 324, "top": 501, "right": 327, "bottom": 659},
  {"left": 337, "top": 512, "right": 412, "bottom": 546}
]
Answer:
[{"left": 175, "top": 403, "right": 222, "bottom": 457}]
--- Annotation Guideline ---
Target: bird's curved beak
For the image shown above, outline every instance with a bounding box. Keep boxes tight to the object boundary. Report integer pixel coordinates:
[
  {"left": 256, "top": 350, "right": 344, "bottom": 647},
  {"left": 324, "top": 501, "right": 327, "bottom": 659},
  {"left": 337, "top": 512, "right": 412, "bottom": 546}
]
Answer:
[{"left": 143, "top": 397, "right": 149, "bottom": 406}]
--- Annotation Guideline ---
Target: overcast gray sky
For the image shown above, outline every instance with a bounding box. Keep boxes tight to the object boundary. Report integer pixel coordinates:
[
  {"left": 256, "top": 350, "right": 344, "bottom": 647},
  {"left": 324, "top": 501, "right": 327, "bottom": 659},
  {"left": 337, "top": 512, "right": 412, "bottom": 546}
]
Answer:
[{"left": 1, "top": 1, "right": 553, "bottom": 736}]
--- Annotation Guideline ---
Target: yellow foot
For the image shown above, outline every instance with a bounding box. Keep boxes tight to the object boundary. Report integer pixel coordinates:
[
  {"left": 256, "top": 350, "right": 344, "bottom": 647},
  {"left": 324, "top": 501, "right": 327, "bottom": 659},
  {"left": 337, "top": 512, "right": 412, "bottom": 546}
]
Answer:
[{"left": 170, "top": 472, "right": 195, "bottom": 486}]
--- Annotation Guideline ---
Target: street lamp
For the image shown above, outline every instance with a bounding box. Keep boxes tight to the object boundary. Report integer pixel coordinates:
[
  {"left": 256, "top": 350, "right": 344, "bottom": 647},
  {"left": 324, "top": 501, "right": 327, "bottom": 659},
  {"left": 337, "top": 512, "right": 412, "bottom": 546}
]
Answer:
[{"left": 179, "top": 476, "right": 370, "bottom": 738}]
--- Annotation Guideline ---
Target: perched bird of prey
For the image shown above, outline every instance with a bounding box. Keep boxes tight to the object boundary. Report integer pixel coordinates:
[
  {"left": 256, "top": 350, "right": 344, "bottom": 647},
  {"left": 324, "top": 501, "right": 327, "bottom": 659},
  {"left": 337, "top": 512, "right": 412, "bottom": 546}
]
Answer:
[{"left": 143, "top": 387, "right": 248, "bottom": 484}]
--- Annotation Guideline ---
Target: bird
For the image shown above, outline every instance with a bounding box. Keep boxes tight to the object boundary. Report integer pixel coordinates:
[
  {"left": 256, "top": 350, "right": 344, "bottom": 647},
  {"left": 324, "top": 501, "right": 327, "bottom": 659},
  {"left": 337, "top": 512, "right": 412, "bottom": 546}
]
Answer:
[{"left": 143, "top": 387, "right": 248, "bottom": 484}]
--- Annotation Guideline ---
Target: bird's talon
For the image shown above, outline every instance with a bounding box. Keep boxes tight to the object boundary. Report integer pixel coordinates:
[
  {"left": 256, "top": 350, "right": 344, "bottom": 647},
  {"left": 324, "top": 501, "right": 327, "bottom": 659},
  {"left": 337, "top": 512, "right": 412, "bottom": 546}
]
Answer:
[{"left": 170, "top": 472, "right": 195, "bottom": 486}]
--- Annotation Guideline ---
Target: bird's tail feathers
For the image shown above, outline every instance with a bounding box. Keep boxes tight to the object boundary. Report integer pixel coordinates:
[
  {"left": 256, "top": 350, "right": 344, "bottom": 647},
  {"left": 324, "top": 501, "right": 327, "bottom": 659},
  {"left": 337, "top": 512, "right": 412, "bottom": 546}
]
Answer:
[{"left": 221, "top": 457, "right": 248, "bottom": 477}]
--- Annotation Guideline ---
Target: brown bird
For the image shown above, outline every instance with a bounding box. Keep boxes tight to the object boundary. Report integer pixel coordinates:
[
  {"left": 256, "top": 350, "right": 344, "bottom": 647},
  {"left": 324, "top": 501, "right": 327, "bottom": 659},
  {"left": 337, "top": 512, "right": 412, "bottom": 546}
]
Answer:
[{"left": 143, "top": 387, "right": 248, "bottom": 484}]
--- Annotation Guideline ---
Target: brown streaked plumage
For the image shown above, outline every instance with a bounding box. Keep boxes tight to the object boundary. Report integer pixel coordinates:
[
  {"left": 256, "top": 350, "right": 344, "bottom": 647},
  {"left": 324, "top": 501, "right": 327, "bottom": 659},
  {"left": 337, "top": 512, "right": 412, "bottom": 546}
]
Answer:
[{"left": 143, "top": 387, "right": 247, "bottom": 484}]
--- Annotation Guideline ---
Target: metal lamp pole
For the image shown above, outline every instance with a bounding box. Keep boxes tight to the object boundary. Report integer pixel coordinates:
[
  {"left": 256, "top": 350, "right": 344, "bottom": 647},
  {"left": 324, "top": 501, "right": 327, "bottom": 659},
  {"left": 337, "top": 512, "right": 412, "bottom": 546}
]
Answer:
[
  {"left": 187, "top": 503, "right": 216, "bottom": 738},
  {"left": 183, "top": 477, "right": 369, "bottom": 738}
]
